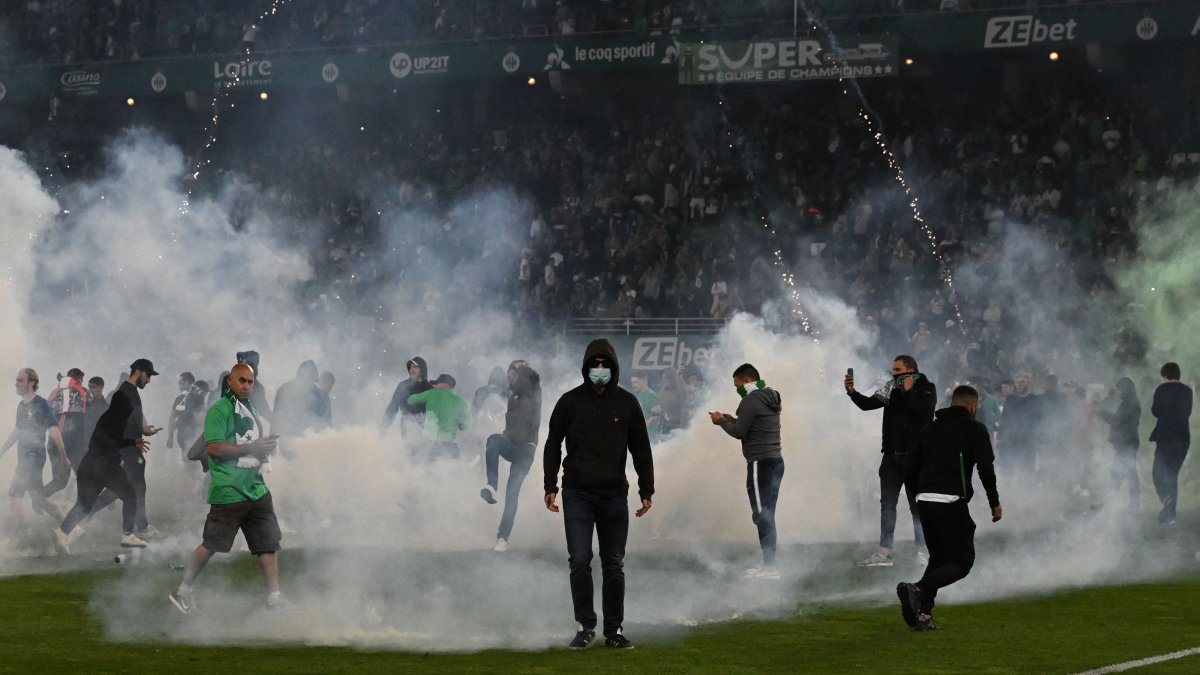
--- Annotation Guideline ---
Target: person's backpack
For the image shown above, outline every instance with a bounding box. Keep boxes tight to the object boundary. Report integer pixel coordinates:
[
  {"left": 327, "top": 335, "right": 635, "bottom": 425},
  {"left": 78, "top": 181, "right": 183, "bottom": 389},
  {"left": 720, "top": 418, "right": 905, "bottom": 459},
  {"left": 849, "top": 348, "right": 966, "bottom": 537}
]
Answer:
[
  {"left": 49, "top": 375, "right": 88, "bottom": 422},
  {"left": 187, "top": 432, "right": 209, "bottom": 472}
]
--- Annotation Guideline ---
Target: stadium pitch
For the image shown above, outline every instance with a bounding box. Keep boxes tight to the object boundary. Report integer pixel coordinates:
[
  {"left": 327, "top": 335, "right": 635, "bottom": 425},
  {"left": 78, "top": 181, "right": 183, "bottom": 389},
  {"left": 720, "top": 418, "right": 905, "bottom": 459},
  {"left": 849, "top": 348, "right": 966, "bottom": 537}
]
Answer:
[{"left": 1, "top": 533, "right": 1198, "bottom": 673}]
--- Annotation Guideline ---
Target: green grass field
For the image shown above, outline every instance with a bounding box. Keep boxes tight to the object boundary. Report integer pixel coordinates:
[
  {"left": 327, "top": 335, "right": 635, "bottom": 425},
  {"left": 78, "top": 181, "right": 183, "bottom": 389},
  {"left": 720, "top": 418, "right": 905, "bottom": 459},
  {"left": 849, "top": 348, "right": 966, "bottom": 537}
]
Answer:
[{"left": 2, "top": 559, "right": 1198, "bottom": 674}]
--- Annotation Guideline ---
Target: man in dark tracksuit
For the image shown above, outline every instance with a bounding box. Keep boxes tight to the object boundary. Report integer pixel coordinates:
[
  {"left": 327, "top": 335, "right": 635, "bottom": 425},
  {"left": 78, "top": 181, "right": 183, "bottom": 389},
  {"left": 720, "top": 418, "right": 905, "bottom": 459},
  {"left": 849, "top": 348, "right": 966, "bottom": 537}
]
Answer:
[
  {"left": 1149, "top": 361, "right": 1192, "bottom": 524},
  {"left": 544, "top": 339, "right": 654, "bottom": 651},
  {"left": 480, "top": 360, "right": 541, "bottom": 551},
  {"left": 898, "top": 385, "right": 1002, "bottom": 631},
  {"left": 845, "top": 355, "right": 935, "bottom": 567},
  {"left": 711, "top": 362, "right": 784, "bottom": 579},
  {"left": 54, "top": 359, "right": 160, "bottom": 553}
]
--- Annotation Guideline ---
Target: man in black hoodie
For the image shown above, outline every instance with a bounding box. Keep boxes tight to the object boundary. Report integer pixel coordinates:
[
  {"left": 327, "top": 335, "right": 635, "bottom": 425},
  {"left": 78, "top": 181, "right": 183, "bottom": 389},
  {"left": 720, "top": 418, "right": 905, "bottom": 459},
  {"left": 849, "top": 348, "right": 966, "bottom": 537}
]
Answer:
[
  {"left": 711, "top": 363, "right": 784, "bottom": 580},
  {"left": 382, "top": 356, "right": 430, "bottom": 454},
  {"left": 544, "top": 339, "right": 654, "bottom": 651},
  {"left": 480, "top": 360, "right": 540, "bottom": 551},
  {"left": 897, "top": 385, "right": 1001, "bottom": 631},
  {"left": 846, "top": 355, "right": 935, "bottom": 567}
]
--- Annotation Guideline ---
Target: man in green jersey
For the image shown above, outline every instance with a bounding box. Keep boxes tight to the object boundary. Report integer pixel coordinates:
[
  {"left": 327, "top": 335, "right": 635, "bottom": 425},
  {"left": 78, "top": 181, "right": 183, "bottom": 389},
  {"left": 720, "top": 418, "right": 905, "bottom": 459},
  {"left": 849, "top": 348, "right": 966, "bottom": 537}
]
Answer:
[
  {"left": 407, "top": 374, "right": 470, "bottom": 461},
  {"left": 168, "top": 363, "right": 296, "bottom": 613}
]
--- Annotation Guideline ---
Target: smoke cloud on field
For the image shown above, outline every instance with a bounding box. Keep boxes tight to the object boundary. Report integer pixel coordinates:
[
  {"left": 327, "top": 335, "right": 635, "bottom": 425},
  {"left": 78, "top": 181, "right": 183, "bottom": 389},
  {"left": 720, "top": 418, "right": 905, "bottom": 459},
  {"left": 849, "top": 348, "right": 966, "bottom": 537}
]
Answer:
[{"left": 1, "top": 126, "right": 1198, "bottom": 651}]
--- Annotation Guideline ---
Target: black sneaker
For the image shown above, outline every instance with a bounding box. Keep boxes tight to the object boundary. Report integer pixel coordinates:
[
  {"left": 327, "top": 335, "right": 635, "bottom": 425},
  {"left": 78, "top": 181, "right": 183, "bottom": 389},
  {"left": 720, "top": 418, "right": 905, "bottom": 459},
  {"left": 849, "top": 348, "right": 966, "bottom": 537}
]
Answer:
[
  {"left": 915, "top": 614, "right": 936, "bottom": 632},
  {"left": 605, "top": 633, "right": 634, "bottom": 649},
  {"left": 567, "top": 629, "right": 595, "bottom": 650},
  {"left": 896, "top": 582, "right": 920, "bottom": 628},
  {"left": 480, "top": 485, "right": 498, "bottom": 505}
]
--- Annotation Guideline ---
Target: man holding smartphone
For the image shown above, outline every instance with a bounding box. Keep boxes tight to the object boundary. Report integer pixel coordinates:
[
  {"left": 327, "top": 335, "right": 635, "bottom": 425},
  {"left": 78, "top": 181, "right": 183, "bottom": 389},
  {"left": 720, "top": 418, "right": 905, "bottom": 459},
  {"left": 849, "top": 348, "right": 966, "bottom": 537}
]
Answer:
[
  {"left": 169, "top": 363, "right": 296, "bottom": 613},
  {"left": 845, "top": 355, "right": 936, "bottom": 567},
  {"left": 54, "top": 359, "right": 159, "bottom": 553}
]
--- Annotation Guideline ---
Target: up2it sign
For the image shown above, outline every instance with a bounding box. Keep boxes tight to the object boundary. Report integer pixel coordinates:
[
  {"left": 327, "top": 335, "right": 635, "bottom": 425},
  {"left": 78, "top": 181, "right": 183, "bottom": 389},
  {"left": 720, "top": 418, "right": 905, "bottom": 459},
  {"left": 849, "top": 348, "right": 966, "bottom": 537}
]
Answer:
[{"left": 984, "top": 15, "right": 1079, "bottom": 48}]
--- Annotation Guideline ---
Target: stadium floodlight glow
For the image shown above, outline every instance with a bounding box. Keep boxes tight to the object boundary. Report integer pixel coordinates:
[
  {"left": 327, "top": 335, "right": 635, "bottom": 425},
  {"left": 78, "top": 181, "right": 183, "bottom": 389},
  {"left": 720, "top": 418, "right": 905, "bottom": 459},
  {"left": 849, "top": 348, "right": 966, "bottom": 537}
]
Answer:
[
  {"left": 259, "top": 91, "right": 269, "bottom": 101},
  {"left": 904, "top": 58, "right": 914, "bottom": 66},
  {"left": 126, "top": 97, "right": 135, "bottom": 106},
  {"left": 527, "top": 76, "right": 536, "bottom": 86},
  {"left": 1049, "top": 51, "right": 1060, "bottom": 61}
]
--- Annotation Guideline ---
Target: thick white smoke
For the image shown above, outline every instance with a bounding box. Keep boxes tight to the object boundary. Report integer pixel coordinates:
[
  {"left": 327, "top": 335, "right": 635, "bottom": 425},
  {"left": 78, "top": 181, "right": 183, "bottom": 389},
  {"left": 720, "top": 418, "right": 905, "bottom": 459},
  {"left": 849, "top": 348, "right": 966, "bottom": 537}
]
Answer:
[{"left": 0, "top": 130, "right": 1196, "bottom": 652}]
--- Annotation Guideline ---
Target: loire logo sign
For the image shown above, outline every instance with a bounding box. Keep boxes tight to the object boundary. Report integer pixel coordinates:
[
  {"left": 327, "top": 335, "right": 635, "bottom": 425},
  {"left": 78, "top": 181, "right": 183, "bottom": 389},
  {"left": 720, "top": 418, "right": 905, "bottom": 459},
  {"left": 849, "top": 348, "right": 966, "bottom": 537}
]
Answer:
[
  {"left": 631, "top": 337, "right": 711, "bottom": 370},
  {"left": 389, "top": 52, "right": 449, "bottom": 79},
  {"left": 984, "top": 15, "right": 1079, "bottom": 48},
  {"left": 213, "top": 59, "right": 273, "bottom": 86}
]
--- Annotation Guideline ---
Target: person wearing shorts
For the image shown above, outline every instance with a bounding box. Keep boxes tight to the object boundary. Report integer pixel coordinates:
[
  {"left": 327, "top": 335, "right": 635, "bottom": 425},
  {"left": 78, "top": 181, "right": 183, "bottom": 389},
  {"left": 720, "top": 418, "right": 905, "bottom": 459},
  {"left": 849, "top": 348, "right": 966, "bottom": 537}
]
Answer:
[{"left": 168, "top": 363, "right": 296, "bottom": 614}]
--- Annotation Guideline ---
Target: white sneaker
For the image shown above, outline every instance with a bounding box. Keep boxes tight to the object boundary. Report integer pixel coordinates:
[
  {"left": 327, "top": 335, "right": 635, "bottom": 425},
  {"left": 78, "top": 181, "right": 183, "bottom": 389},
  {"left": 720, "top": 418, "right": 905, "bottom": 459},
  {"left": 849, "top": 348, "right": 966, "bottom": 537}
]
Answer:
[
  {"left": 745, "top": 565, "right": 780, "bottom": 580},
  {"left": 120, "top": 532, "right": 148, "bottom": 548},
  {"left": 916, "top": 549, "right": 930, "bottom": 566},
  {"left": 493, "top": 537, "right": 508, "bottom": 552},
  {"left": 856, "top": 551, "right": 894, "bottom": 567},
  {"left": 52, "top": 527, "right": 70, "bottom": 555},
  {"left": 137, "top": 525, "right": 162, "bottom": 539}
]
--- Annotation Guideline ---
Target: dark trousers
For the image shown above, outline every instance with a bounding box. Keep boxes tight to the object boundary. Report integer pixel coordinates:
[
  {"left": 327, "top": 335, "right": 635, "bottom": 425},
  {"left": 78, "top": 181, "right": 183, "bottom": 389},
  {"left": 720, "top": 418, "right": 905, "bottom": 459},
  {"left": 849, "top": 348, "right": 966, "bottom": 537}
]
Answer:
[
  {"left": 746, "top": 457, "right": 784, "bottom": 566},
  {"left": 1109, "top": 447, "right": 1139, "bottom": 511},
  {"left": 61, "top": 454, "right": 136, "bottom": 534},
  {"left": 485, "top": 434, "right": 535, "bottom": 540},
  {"left": 44, "top": 418, "right": 87, "bottom": 497},
  {"left": 1152, "top": 440, "right": 1189, "bottom": 517},
  {"left": 879, "top": 453, "right": 924, "bottom": 549},
  {"left": 915, "top": 500, "right": 976, "bottom": 614},
  {"left": 562, "top": 489, "right": 629, "bottom": 637}
]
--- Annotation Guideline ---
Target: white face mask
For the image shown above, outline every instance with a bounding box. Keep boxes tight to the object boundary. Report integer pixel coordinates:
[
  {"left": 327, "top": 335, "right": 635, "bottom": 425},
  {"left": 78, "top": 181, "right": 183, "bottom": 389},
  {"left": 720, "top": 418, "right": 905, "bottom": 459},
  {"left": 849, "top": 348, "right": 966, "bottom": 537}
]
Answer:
[{"left": 589, "top": 367, "right": 612, "bottom": 386}]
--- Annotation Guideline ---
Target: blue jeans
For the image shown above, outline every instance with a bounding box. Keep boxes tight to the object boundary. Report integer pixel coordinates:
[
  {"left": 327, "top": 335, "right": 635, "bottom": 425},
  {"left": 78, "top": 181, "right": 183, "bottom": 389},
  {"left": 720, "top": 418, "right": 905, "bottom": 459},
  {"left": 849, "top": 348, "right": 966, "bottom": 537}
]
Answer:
[
  {"left": 746, "top": 457, "right": 784, "bottom": 566},
  {"left": 485, "top": 434, "right": 534, "bottom": 540},
  {"left": 879, "top": 453, "right": 924, "bottom": 549},
  {"left": 562, "top": 489, "right": 629, "bottom": 636}
]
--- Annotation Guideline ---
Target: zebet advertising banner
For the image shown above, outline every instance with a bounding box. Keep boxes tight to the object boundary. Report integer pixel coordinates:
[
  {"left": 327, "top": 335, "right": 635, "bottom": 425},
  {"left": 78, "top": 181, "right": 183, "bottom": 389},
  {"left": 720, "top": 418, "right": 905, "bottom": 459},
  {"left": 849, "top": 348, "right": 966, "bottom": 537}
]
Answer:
[{"left": 677, "top": 35, "right": 900, "bottom": 84}]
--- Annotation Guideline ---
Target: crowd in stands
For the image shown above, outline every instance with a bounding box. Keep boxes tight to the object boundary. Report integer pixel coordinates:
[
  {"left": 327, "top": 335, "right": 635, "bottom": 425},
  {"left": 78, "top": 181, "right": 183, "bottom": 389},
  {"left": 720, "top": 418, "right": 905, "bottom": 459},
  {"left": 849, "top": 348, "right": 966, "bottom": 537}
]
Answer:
[
  {"left": 5, "top": 19, "right": 1198, "bottom": 411},
  {"left": 2, "top": 0, "right": 1146, "bottom": 66}
]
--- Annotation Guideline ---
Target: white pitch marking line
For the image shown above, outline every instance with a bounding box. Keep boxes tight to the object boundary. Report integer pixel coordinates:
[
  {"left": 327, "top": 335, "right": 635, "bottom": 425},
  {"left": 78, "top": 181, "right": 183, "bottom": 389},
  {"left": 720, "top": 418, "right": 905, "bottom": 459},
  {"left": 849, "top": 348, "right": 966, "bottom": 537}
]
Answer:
[{"left": 1074, "top": 646, "right": 1200, "bottom": 674}]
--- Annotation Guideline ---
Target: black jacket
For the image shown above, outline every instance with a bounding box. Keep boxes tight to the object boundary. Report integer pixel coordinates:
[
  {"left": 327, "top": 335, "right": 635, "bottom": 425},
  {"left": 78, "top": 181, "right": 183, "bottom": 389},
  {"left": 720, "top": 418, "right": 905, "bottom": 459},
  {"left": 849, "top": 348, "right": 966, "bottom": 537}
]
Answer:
[
  {"left": 88, "top": 380, "right": 144, "bottom": 460},
  {"left": 504, "top": 365, "right": 542, "bottom": 446},
  {"left": 908, "top": 406, "right": 1000, "bottom": 509},
  {"left": 1099, "top": 394, "right": 1141, "bottom": 449},
  {"left": 382, "top": 357, "right": 430, "bottom": 429},
  {"left": 848, "top": 373, "right": 936, "bottom": 455},
  {"left": 543, "top": 339, "right": 655, "bottom": 500},
  {"left": 1150, "top": 381, "right": 1192, "bottom": 444}
]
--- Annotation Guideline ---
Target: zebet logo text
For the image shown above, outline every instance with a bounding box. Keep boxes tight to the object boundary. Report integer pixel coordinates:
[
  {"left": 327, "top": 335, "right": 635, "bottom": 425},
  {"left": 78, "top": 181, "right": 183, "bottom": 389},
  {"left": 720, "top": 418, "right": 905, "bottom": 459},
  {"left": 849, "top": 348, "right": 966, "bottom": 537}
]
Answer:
[
  {"left": 632, "top": 337, "right": 711, "bottom": 370},
  {"left": 984, "top": 15, "right": 1078, "bottom": 48}
]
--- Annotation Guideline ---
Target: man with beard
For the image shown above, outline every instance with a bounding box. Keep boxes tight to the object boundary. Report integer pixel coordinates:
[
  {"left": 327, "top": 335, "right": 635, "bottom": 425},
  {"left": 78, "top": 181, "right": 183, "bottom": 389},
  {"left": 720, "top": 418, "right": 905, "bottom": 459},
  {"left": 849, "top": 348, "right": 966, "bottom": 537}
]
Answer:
[
  {"left": 897, "top": 385, "right": 1002, "bottom": 632},
  {"left": 0, "top": 368, "right": 68, "bottom": 534},
  {"left": 480, "top": 360, "right": 540, "bottom": 552},
  {"left": 544, "top": 339, "right": 654, "bottom": 650},
  {"left": 54, "top": 359, "right": 159, "bottom": 553},
  {"left": 845, "top": 355, "right": 935, "bottom": 567}
]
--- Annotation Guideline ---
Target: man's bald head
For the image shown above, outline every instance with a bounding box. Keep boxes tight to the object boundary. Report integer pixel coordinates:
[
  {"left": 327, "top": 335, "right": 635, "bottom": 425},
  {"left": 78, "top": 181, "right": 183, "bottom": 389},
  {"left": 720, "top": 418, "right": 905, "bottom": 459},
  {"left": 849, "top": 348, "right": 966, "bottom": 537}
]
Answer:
[{"left": 227, "top": 363, "right": 256, "bottom": 401}]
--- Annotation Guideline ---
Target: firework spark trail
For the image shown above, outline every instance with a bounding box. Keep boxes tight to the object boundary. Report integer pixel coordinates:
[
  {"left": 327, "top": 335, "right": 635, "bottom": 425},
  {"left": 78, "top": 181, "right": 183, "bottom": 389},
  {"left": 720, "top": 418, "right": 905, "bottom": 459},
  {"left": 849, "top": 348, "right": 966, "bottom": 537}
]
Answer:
[
  {"left": 793, "top": 2, "right": 967, "bottom": 334},
  {"left": 181, "top": 0, "right": 294, "bottom": 217}
]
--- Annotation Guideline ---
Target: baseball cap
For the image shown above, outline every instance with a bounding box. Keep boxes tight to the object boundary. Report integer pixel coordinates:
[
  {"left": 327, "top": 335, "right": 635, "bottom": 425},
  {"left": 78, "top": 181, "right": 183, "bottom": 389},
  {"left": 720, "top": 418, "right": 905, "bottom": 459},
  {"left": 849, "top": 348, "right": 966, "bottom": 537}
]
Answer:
[{"left": 129, "top": 358, "right": 159, "bottom": 376}]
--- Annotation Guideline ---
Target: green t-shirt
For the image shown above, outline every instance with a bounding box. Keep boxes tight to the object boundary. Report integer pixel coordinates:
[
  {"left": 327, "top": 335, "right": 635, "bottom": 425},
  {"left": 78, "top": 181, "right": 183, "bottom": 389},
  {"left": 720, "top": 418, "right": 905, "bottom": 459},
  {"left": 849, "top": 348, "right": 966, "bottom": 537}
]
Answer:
[
  {"left": 635, "top": 387, "right": 662, "bottom": 438},
  {"left": 407, "top": 388, "right": 470, "bottom": 442},
  {"left": 204, "top": 394, "right": 269, "bottom": 505}
]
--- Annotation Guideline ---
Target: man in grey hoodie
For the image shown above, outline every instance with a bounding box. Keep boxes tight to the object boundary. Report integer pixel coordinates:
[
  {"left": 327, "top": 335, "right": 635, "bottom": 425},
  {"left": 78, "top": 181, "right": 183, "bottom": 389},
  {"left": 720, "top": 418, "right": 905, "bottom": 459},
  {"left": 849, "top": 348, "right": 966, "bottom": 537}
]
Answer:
[{"left": 710, "top": 363, "right": 784, "bottom": 580}]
